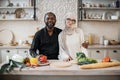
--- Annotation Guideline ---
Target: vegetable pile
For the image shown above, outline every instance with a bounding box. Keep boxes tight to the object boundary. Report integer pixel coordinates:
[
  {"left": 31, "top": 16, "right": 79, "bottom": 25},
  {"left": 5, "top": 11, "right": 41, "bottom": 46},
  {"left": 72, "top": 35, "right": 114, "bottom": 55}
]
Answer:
[
  {"left": 0, "top": 59, "right": 26, "bottom": 74},
  {"left": 76, "top": 52, "right": 97, "bottom": 65},
  {"left": 0, "top": 54, "right": 49, "bottom": 74}
]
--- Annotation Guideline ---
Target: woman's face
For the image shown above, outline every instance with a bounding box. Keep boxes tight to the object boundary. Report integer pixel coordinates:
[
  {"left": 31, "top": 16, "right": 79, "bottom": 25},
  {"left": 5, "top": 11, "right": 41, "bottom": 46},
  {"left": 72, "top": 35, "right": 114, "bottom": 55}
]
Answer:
[{"left": 65, "top": 18, "right": 76, "bottom": 28}]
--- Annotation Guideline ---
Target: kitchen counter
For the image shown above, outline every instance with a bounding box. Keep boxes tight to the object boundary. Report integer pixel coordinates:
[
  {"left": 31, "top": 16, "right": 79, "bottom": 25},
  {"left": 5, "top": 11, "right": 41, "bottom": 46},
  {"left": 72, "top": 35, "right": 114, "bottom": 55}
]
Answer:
[
  {"left": 0, "top": 44, "right": 120, "bottom": 49},
  {"left": 0, "top": 60, "right": 120, "bottom": 80},
  {"left": 88, "top": 44, "right": 120, "bottom": 49},
  {"left": 0, "top": 45, "right": 30, "bottom": 49}
]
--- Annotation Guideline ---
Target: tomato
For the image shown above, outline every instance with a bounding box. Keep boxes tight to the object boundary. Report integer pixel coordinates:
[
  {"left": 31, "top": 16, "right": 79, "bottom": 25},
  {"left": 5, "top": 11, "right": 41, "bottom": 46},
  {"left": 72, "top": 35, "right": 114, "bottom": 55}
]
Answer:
[
  {"left": 38, "top": 55, "right": 47, "bottom": 63},
  {"left": 102, "top": 56, "right": 111, "bottom": 62}
]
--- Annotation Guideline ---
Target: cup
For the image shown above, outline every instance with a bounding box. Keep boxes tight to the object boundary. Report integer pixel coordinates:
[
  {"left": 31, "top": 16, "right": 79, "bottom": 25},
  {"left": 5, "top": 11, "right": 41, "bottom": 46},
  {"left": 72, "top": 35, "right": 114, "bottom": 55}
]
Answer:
[
  {"left": 18, "top": 40, "right": 23, "bottom": 45},
  {"left": 104, "top": 40, "right": 109, "bottom": 46}
]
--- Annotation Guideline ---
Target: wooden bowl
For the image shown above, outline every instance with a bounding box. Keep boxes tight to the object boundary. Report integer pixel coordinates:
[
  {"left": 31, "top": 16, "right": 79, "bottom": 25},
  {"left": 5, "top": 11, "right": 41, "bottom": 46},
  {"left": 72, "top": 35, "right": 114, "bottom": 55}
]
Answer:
[{"left": 109, "top": 40, "right": 119, "bottom": 45}]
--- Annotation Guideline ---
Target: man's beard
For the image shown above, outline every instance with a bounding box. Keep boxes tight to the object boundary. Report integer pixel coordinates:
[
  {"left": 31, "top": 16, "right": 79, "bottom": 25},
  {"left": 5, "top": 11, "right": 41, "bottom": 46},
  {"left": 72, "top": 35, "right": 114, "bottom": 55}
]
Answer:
[{"left": 46, "top": 22, "right": 55, "bottom": 29}]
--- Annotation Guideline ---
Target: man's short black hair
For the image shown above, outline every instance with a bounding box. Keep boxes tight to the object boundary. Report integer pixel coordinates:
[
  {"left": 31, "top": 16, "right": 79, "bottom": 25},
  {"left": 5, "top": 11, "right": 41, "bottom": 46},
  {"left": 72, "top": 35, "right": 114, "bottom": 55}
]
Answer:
[{"left": 44, "top": 12, "right": 56, "bottom": 20}]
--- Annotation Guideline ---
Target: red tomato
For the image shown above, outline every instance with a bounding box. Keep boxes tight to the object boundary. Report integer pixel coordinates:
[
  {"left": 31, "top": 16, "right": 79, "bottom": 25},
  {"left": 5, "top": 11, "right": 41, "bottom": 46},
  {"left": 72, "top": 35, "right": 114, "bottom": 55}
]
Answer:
[
  {"left": 38, "top": 55, "right": 47, "bottom": 62},
  {"left": 102, "top": 56, "right": 111, "bottom": 62}
]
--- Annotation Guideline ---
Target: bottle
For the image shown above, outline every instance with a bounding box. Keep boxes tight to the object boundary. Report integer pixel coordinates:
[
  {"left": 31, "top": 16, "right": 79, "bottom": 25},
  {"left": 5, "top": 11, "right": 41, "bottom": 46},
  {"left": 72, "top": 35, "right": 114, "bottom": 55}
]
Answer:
[
  {"left": 99, "top": 36, "right": 104, "bottom": 45},
  {"left": 116, "top": 0, "right": 120, "bottom": 8},
  {"left": 88, "top": 33, "right": 93, "bottom": 45}
]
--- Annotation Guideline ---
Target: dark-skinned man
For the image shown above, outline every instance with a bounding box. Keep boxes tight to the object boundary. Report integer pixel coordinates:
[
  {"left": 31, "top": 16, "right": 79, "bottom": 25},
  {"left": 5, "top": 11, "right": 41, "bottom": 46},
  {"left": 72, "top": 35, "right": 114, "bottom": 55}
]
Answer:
[{"left": 30, "top": 12, "right": 62, "bottom": 59}]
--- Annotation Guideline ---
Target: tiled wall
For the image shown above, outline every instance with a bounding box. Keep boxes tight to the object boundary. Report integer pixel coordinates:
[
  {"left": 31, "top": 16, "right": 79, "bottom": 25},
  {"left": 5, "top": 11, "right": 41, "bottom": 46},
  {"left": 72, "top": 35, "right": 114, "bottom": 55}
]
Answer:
[{"left": 0, "top": 0, "right": 120, "bottom": 44}]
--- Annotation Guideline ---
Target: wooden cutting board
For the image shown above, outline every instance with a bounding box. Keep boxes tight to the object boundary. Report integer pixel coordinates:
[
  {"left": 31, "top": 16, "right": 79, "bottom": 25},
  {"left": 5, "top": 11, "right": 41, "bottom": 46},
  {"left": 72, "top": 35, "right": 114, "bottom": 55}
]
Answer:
[
  {"left": 69, "top": 60, "right": 77, "bottom": 64},
  {"left": 80, "top": 62, "right": 120, "bottom": 69},
  {"left": 50, "top": 62, "right": 72, "bottom": 68}
]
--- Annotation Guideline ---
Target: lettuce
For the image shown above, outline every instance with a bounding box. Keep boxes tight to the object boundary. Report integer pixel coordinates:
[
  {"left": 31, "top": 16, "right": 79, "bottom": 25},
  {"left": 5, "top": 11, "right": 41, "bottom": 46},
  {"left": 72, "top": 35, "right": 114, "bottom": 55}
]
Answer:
[{"left": 76, "top": 52, "right": 97, "bottom": 65}]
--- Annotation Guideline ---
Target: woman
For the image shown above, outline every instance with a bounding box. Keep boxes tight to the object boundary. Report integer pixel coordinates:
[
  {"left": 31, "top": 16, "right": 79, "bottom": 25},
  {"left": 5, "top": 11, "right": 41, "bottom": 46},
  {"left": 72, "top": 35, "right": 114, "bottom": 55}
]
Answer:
[{"left": 58, "top": 13, "right": 88, "bottom": 61}]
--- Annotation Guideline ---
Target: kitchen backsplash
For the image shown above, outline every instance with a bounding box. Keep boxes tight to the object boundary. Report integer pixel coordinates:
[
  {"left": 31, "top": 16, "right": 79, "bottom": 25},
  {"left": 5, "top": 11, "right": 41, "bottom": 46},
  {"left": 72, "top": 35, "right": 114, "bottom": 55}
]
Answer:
[
  {"left": 0, "top": 0, "right": 120, "bottom": 45},
  {"left": 79, "top": 21, "right": 120, "bottom": 44}
]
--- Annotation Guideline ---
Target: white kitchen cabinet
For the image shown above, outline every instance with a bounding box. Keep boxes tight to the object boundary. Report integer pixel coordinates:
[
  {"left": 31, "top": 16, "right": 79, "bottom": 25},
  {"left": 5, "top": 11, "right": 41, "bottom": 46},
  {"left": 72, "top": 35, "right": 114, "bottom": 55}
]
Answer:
[
  {"left": 0, "top": 49, "right": 17, "bottom": 63},
  {"left": 88, "top": 49, "right": 104, "bottom": 59},
  {"left": 17, "top": 49, "right": 32, "bottom": 58},
  {"left": 108, "top": 49, "right": 120, "bottom": 61},
  {"left": 0, "top": 48, "right": 31, "bottom": 63},
  {"left": 88, "top": 48, "right": 120, "bottom": 61}
]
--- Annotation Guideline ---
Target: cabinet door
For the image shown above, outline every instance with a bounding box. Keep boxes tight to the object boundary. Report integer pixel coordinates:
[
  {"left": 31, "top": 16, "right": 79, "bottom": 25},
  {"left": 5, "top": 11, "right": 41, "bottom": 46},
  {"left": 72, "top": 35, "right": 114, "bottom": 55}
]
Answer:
[
  {"left": 17, "top": 49, "right": 32, "bottom": 58},
  {"left": 1, "top": 49, "right": 17, "bottom": 63},
  {"left": 89, "top": 49, "right": 104, "bottom": 59},
  {"left": 108, "top": 49, "right": 120, "bottom": 61}
]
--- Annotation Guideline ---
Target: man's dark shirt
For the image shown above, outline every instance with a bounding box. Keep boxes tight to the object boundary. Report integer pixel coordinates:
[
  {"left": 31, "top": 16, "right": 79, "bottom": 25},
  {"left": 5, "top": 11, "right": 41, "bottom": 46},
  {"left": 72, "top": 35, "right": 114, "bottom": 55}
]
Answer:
[{"left": 30, "top": 27, "right": 62, "bottom": 59}]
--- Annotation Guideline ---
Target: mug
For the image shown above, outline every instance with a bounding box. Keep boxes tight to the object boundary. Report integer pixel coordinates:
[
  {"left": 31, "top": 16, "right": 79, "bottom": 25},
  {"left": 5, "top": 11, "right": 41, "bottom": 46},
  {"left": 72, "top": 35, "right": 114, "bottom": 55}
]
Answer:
[
  {"left": 104, "top": 40, "right": 109, "bottom": 46},
  {"left": 18, "top": 40, "right": 23, "bottom": 45}
]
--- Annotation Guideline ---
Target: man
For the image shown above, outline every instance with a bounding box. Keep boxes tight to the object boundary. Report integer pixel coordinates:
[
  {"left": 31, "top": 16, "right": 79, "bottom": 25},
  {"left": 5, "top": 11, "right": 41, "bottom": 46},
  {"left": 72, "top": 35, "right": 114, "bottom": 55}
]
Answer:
[{"left": 30, "top": 12, "right": 62, "bottom": 59}]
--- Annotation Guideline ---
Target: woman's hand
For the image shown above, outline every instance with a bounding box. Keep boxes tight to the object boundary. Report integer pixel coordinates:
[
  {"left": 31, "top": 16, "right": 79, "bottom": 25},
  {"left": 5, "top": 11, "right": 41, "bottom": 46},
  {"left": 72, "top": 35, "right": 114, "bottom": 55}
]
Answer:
[
  {"left": 64, "top": 56, "right": 72, "bottom": 62},
  {"left": 82, "top": 41, "right": 89, "bottom": 48}
]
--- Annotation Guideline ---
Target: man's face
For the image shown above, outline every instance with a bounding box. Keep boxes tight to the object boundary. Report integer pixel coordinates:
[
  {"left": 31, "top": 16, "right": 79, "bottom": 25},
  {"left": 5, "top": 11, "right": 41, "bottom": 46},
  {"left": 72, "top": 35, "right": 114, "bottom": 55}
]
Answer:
[{"left": 44, "top": 14, "right": 56, "bottom": 29}]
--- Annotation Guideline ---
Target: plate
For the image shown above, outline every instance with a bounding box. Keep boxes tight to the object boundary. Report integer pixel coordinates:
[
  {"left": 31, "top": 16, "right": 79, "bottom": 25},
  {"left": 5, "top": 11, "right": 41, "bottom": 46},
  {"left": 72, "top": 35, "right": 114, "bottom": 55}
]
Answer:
[
  {"left": 15, "top": 8, "right": 26, "bottom": 18},
  {"left": 38, "top": 62, "right": 50, "bottom": 66}
]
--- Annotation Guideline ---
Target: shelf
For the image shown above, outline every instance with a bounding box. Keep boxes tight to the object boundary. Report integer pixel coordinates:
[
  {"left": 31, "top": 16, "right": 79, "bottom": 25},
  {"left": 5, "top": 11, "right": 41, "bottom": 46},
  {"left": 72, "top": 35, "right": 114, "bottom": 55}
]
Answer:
[
  {"left": 0, "top": 6, "right": 34, "bottom": 9},
  {"left": 0, "top": 0, "right": 36, "bottom": 21},
  {"left": 79, "top": 19, "right": 120, "bottom": 22},
  {"left": 0, "top": 18, "right": 35, "bottom": 21},
  {"left": 78, "top": 0, "right": 120, "bottom": 21},
  {"left": 80, "top": 7, "right": 120, "bottom": 10}
]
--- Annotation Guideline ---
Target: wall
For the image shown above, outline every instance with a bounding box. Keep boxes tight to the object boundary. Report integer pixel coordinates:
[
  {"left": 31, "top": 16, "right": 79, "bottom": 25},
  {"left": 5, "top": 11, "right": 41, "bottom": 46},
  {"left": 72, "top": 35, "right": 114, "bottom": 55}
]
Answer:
[
  {"left": 79, "top": 22, "right": 120, "bottom": 43},
  {"left": 0, "top": 0, "right": 77, "bottom": 44},
  {"left": 0, "top": 0, "right": 120, "bottom": 44}
]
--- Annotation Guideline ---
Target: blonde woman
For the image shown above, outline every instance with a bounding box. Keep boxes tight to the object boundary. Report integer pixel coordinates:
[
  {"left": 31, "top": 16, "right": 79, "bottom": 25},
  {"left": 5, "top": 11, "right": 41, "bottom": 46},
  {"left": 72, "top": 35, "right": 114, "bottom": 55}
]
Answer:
[{"left": 58, "top": 13, "right": 88, "bottom": 61}]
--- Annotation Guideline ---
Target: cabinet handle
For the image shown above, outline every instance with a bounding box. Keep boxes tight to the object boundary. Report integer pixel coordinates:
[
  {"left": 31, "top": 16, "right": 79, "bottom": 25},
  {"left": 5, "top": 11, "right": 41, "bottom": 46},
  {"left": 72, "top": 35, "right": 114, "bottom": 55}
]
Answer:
[
  {"left": 113, "top": 50, "right": 117, "bottom": 53},
  {"left": 96, "top": 50, "right": 100, "bottom": 53},
  {"left": 24, "top": 51, "right": 27, "bottom": 53},
  {"left": 6, "top": 50, "right": 10, "bottom": 53}
]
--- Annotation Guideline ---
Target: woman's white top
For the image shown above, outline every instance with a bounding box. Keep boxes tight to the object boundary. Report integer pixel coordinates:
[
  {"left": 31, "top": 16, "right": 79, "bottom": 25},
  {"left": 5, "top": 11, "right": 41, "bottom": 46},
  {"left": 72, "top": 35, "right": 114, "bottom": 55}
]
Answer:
[
  {"left": 58, "top": 28, "right": 88, "bottom": 61},
  {"left": 66, "top": 32, "right": 81, "bottom": 59}
]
